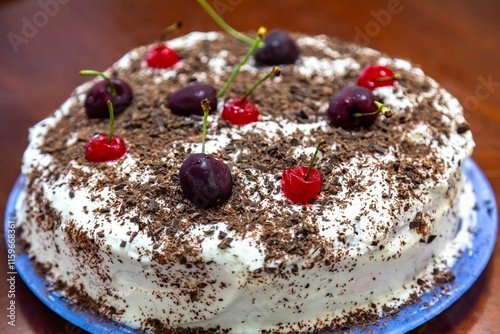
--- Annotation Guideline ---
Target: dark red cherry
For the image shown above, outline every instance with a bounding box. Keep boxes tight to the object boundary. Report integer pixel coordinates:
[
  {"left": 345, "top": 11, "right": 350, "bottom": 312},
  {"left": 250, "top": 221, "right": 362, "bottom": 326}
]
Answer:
[
  {"left": 222, "top": 97, "right": 260, "bottom": 125},
  {"left": 254, "top": 30, "right": 300, "bottom": 66},
  {"left": 146, "top": 44, "right": 180, "bottom": 69},
  {"left": 179, "top": 153, "right": 232, "bottom": 209},
  {"left": 281, "top": 166, "right": 322, "bottom": 205},
  {"left": 84, "top": 79, "right": 133, "bottom": 118},
  {"left": 168, "top": 82, "right": 217, "bottom": 117},
  {"left": 327, "top": 86, "right": 379, "bottom": 129},
  {"left": 85, "top": 134, "right": 126, "bottom": 162},
  {"left": 358, "top": 65, "right": 398, "bottom": 90}
]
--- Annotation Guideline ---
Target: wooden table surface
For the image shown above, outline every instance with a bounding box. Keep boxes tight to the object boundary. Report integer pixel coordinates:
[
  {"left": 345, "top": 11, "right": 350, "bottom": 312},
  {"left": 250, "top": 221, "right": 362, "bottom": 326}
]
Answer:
[{"left": 0, "top": 1, "right": 499, "bottom": 333}]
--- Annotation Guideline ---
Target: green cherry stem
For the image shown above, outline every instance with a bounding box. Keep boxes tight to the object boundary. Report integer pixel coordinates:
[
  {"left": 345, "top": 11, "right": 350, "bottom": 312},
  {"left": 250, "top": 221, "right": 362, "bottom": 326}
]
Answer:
[
  {"left": 240, "top": 66, "right": 281, "bottom": 105},
  {"left": 353, "top": 101, "right": 393, "bottom": 119},
  {"left": 107, "top": 100, "right": 115, "bottom": 143},
  {"left": 201, "top": 98, "right": 211, "bottom": 154},
  {"left": 197, "top": 0, "right": 262, "bottom": 47},
  {"left": 159, "top": 21, "right": 183, "bottom": 42},
  {"left": 80, "top": 70, "right": 117, "bottom": 96},
  {"left": 304, "top": 140, "right": 324, "bottom": 181},
  {"left": 374, "top": 101, "right": 393, "bottom": 118},
  {"left": 216, "top": 27, "right": 267, "bottom": 99}
]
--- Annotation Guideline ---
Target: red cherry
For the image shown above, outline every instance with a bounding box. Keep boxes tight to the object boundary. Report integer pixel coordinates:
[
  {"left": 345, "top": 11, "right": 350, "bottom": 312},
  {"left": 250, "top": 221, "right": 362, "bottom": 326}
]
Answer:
[
  {"left": 281, "top": 166, "right": 322, "bottom": 205},
  {"left": 85, "top": 134, "right": 126, "bottom": 162},
  {"left": 222, "top": 97, "right": 260, "bottom": 125},
  {"left": 146, "top": 45, "right": 180, "bottom": 69},
  {"left": 85, "top": 100, "right": 126, "bottom": 162},
  {"left": 358, "top": 65, "right": 398, "bottom": 90}
]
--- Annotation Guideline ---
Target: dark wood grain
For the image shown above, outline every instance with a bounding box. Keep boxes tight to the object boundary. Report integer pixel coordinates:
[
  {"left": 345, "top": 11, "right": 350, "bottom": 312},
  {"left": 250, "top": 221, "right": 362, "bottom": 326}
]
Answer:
[{"left": 1, "top": 1, "right": 499, "bottom": 333}]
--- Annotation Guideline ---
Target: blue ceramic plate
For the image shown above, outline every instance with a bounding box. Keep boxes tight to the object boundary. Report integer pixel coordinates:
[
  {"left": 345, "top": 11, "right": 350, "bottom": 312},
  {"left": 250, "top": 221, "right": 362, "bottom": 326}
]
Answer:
[{"left": 5, "top": 158, "right": 497, "bottom": 334}]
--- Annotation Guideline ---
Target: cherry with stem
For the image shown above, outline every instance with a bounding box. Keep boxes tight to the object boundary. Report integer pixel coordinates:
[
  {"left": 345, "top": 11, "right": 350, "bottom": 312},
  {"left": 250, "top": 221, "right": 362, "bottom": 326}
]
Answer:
[
  {"left": 146, "top": 21, "right": 183, "bottom": 69},
  {"left": 222, "top": 66, "right": 281, "bottom": 125},
  {"left": 328, "top": 86, "right": 392, "bottom": 130},
  {"left": 80, "top": 70, "right": 133, "bottom": 118},
  {"left": 281, "top": 141, "right": 324, "bottom": 205},
  {"left": 179, "top": 99, "right": 233, "bottom": 209},
  {"left": 85, "top": 100, "right": 127, "bottom": 162}
]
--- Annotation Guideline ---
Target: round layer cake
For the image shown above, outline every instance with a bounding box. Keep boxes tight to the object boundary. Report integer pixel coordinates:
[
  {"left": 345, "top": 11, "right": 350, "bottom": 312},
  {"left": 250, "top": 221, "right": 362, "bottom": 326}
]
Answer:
[{"left": 17, "top": 31, "right": 475, "bottom": 333}]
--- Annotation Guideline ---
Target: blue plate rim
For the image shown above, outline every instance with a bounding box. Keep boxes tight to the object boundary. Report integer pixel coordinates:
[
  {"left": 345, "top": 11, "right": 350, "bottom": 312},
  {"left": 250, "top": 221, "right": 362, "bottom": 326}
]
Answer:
[{"left": 4, "top": 158, "right": 498, "bottom": 334}]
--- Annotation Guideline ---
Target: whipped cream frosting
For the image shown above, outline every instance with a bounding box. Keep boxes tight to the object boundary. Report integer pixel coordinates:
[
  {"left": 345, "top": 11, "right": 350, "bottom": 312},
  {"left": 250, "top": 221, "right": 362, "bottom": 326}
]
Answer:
[{"left": 17, "top": 32, "right": 475, "bottom": 333}]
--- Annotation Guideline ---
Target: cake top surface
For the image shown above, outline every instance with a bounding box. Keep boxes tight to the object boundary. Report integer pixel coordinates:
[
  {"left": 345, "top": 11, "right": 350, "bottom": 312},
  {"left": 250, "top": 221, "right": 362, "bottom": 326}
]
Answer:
[{"left": 23, "top": 31, "right": 473, "bottom": 270}]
